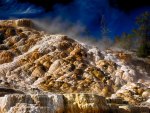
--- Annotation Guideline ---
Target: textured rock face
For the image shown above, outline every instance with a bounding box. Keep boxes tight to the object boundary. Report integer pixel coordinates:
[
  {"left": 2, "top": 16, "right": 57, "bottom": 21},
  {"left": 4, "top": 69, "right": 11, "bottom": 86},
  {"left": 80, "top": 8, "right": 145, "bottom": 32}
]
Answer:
[
  {"left": 0, "top": 94, "right": 149, "bottom": 113},
  {"left": 0, "top": 19, "right": 33, "bottom": 27},
  {"left": 63, "top": 94, "right": 109, "bottom": 113},
  {"left": 0, "top": 94, "right": 109, "bottom": 113},
  {"left": 15, "top": 19, "right": 33, "bottom": 27},
  {"left": 0, "top": 19, "right": 150, "bottom": 112}
]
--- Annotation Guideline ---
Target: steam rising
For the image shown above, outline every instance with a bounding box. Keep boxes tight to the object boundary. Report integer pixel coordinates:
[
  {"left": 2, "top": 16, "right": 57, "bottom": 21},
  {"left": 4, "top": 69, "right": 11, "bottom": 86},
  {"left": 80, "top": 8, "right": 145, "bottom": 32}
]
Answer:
[
  {"left": 33, "top": 17, "right": 86, "bottom": 38},
  {"left": 33, "top": 17, "right": 113, "bottom": 50}
]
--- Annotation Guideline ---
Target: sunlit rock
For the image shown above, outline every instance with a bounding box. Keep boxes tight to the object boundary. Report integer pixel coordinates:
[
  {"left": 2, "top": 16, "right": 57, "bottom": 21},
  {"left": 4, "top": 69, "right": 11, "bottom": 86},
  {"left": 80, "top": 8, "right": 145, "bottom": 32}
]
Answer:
[
  {"left": 0, "top": 51, "right": 14, "bottom": 64},
  {"left": 63, "top": 93, "right": 109, "bottom": 113},
  {"left": 15, "top": 19, "right": 33, "bottom": 27}
]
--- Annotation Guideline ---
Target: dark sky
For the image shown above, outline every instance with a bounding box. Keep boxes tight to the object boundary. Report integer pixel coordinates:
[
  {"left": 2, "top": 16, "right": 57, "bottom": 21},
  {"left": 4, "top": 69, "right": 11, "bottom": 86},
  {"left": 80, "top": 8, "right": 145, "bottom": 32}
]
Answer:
[
  {"left": 109, "top": 0, "right": 150, "bottom": 13},
  {"left": 19, "top": 0, "right": 73, "bottom": 11},
  {"left": 18, "top": 0, "right": 150, "bottom": 13},
  {"left": 0, "top": 0, "right": 150, "bottom": 38}
]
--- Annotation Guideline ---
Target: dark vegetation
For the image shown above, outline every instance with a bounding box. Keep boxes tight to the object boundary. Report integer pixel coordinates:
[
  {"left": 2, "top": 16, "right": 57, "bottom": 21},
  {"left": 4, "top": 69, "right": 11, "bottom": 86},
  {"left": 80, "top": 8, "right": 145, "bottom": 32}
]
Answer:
[{"left": 114, "top": 12, "right": 150, "bottom": 58}]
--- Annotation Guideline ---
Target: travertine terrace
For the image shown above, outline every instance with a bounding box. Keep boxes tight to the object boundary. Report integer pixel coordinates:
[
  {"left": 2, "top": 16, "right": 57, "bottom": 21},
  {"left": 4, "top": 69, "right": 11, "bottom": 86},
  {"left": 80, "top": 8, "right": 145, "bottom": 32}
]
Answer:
[{"left": 0, "top": 19, "right": 149, "bottom": 113}]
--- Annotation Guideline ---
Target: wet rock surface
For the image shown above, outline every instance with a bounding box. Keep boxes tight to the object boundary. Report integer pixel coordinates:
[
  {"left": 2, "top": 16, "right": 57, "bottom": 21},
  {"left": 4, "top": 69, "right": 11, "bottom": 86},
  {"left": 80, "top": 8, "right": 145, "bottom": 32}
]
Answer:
[{"left": 0, "top": 19, "right": 149, "bottom": 113}]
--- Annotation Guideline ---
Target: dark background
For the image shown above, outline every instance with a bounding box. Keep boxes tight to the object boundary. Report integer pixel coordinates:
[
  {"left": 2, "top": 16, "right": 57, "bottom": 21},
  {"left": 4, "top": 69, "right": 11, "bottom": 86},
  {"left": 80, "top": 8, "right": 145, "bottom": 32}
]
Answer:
[
  {"left": 18, "top": 0, "right": 150, "bottom": 13},
  {"left": 109, "top": 0, "right": 150, "bottom": 13},
  {"left": 19, "top": 0, "right": 73, "bottom": 11},
  {"left": 0, "top": 0, "right": 150, "bottom": 38}
]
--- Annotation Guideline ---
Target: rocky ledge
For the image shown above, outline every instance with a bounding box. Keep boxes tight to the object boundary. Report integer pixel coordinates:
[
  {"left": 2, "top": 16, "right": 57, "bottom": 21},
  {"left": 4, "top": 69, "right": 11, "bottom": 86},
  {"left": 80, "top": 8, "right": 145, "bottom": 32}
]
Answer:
[
  {"left": 0, "top": 93, "right": 108, "bottom": 113},
  {"left": 0, "top": 93, "right": 149, "bottom": 113}
]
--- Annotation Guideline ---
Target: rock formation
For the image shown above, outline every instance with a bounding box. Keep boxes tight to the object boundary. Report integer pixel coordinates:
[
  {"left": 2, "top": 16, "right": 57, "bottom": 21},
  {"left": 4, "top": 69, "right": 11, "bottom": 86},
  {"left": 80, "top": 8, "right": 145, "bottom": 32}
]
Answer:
[
  {"left": 0, "top": 19, "right": 149, "bottom": 113},
  {"left": 0, "top": 94, "right": 109, "bottom": 113}
]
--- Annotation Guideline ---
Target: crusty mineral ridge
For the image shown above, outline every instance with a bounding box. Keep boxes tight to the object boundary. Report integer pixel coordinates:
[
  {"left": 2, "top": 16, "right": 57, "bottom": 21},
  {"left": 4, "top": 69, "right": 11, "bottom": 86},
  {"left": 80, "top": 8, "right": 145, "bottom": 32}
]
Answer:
[
  {"left": 0, "top": 93, "right": 149, "bottom": 113},
  {"left": 0, "top": 94, "right": 109, "bottom": 113},
  {"left": 0, "top": 19, "right": 150, "bottom": 112},
  {"left": 0, "top": 19, "right": 33, "bottom": 27}
]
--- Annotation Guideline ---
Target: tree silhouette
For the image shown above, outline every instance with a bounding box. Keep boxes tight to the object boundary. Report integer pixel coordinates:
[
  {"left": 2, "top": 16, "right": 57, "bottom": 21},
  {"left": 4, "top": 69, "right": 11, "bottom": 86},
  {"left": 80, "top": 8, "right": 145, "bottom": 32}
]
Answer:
[{"left": 136, "top": 12, "right": 150, "bottom": 57}]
